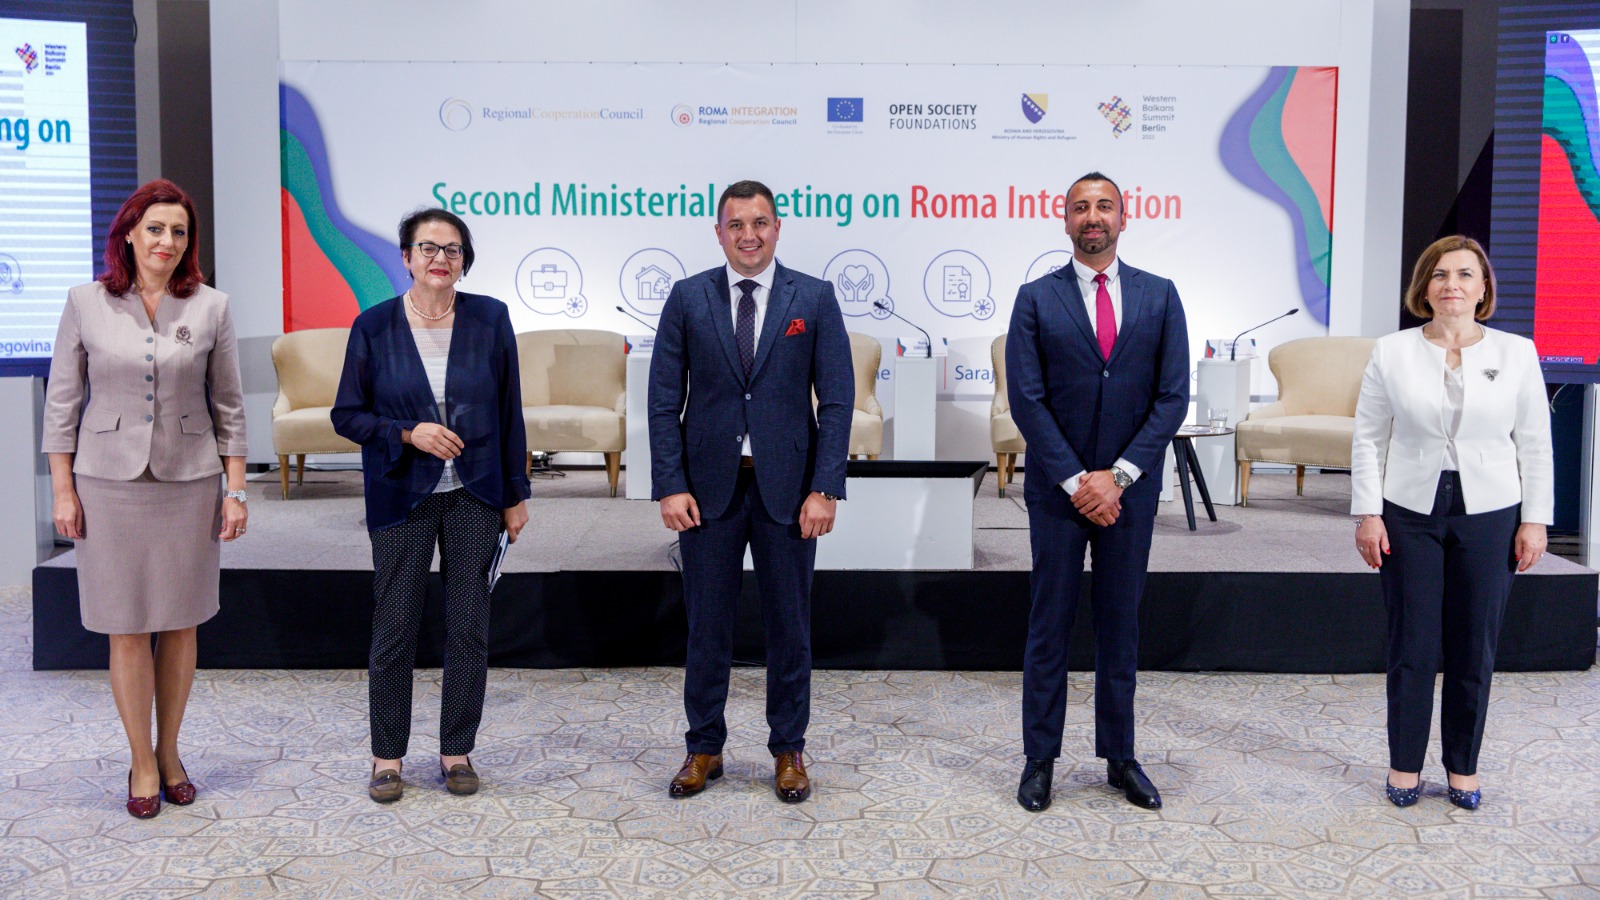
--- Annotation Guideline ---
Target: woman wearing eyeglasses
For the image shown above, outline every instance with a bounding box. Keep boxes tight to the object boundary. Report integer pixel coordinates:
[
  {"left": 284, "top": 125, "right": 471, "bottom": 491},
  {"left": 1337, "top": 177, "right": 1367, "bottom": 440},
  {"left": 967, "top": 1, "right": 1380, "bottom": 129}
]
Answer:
[{"left": 332, "top": 208, "right": 530, "bottom": 802}]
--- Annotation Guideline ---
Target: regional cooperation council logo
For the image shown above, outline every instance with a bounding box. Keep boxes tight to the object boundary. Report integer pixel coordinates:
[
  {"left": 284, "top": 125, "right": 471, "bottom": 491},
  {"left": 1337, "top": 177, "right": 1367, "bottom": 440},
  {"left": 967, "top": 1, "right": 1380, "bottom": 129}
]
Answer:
[
  {"left": 439, "top": 98, "right": 473, "bottom": 131},
  {"left": 671, "top": 104, "right": 695, "bottom": 127}
]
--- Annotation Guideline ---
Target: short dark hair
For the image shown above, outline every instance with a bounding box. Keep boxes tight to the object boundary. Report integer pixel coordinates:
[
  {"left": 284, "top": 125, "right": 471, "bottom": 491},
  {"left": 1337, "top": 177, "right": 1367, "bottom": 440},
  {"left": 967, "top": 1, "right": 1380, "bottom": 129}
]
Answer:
[
  {"left": 717, "top": 180, "right": 778, "bottom": 222},
  {"left": 100, "top": 178, "right": 204, "bottom": 298},
  {"left": 1403, "top": 235, "right": 1497, "bottom": 321},
  {"left": 398, "top": 207, "right": 476, "bottom": 274},
  {"left": 1069, "top": 171, "right": 1124, "bottom": 212}
]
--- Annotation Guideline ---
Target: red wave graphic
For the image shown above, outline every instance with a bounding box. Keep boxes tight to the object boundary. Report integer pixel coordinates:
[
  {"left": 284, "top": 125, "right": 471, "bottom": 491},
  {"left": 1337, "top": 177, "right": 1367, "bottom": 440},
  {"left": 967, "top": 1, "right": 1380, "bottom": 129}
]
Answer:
[
  {"left": 1535, "top": 133, "right": 1600, "bottom": 364},
  {"left": 282, "top": 189, "right": 360, "bottom": 331},
  {"left": 1281, "top": 67, "right": 1337, "bottom": 233}
]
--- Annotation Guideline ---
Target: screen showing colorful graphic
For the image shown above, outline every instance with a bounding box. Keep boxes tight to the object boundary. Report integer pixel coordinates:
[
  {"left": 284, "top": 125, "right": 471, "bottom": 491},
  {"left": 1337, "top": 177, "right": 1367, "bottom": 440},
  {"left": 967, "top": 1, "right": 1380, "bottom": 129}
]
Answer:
[
  {"left": 0, "top": 17, "right": 91, "bottom": 370},
  {"left": 1535, "top": 29, "right": 1600, "bottom": 368}
]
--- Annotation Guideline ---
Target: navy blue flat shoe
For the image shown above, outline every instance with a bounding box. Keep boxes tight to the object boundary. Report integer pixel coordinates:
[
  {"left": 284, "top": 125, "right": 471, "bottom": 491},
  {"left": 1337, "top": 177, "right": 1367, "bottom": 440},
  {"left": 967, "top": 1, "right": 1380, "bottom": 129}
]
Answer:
[{"left": 1385, "top": 777, "right": 1422, "bottom": 807}]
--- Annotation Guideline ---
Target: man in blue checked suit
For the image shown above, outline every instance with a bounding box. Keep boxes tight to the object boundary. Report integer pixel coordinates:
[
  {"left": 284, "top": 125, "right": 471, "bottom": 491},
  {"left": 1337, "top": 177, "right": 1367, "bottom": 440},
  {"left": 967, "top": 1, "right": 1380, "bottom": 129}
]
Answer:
[
  {"left": 1006, "top": 172, "right": 1190, "bottom": 812},
  {"left": 648, "top": 180, "right": 854, "bottom": 804}
]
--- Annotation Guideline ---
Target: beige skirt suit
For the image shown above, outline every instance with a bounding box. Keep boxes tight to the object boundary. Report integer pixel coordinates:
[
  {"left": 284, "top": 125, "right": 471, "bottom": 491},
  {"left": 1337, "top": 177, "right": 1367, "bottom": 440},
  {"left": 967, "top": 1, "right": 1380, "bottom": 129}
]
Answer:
[{"left": 41, "top": 282, "right": 248, "bottom": 634}]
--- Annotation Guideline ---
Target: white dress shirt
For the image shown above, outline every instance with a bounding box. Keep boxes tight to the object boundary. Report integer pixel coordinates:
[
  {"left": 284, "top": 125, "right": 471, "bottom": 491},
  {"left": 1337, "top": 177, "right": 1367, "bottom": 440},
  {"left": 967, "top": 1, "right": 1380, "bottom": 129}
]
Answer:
[
  {"left": 1060, "top": 258, "right": 1142, "bottom": 495},
  {"left": 727, "top": 261, "right": 774, "bottom": 457}
]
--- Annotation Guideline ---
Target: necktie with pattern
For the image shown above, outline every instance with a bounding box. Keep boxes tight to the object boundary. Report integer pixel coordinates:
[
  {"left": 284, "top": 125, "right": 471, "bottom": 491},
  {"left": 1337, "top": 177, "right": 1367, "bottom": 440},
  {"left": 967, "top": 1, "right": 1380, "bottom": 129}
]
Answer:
[
  {"left": 735, "top": 279, "right": 758, "bottom": 377},
  {"left": 1094, "top": 272, "right": 1116, "bottom": 360}
]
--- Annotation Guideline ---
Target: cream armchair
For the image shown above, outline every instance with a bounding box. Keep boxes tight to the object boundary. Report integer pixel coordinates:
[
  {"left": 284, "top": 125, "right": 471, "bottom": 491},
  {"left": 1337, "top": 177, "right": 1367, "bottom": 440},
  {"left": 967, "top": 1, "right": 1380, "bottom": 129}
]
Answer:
[
  {"left": 271, "top": 328, "right": 361, "bottom": 499},
  {"left": 847, "top": 332, "right": 883, "bottom": 459},
  {"left": 1235, "top": 336, "right": 1375, "bottom": 504},
  {"left": 990, "top": 334, "right": 1025, "bottom": 496},
  {"left": 516, "top": 329, "right": 627, "bottom": 497}
]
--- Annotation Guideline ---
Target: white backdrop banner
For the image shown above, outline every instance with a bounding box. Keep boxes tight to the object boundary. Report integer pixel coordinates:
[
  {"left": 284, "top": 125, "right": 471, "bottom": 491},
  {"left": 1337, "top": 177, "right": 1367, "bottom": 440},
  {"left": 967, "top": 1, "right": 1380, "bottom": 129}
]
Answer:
[{"left": 280, "top": 63, "right": 1337, "bottom": 457}]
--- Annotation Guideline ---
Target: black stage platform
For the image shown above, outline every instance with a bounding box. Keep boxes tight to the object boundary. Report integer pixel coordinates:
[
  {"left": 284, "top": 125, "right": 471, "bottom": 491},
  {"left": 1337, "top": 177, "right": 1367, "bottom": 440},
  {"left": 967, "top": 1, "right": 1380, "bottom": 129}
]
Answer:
[{"left": 32, "top": 470, "right": 1598, "bottom": 673}]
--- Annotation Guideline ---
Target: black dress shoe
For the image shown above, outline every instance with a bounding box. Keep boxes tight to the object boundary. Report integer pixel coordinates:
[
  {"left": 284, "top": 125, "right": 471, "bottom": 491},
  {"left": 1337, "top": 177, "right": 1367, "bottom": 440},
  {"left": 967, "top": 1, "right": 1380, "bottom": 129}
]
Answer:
[
  {"left": 1016, "top": 758, "right": 1054, "bottom": 812},
  {"left": 1107, "top": 758, "right": 1162, "bottom": 809}
]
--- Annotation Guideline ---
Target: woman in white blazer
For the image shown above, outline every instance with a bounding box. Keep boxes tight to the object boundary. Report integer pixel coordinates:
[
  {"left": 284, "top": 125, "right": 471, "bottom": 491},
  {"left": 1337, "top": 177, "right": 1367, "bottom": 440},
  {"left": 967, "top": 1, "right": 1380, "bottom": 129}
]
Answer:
[{"left": 1351, "top": 235, "right": 1552, "bottom": 811}]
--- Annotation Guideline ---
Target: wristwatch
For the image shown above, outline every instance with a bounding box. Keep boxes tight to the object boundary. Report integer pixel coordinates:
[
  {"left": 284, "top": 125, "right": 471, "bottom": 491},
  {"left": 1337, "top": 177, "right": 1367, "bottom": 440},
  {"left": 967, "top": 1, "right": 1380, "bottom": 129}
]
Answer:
[
  {"left": 819, "top": 492, "right": 841, "bottom": 502},
  {"left": 1110, "top": 466, "right": 1134, "bottom": 490},
  {"left": 224, "top": 490, "right": 248, "bottom": 503}
]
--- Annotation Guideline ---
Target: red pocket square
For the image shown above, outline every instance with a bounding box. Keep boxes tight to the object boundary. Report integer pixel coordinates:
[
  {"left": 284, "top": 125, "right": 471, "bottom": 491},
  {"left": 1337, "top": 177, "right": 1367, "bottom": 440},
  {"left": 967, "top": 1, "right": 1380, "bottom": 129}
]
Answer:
[{"left": 785, "top": 318, "right": 806, "bottom": 336}]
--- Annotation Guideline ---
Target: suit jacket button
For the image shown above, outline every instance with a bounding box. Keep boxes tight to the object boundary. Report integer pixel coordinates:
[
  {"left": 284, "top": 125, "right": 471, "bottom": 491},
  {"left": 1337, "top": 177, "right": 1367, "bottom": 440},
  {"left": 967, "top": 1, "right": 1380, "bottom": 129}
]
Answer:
[
  {"left": 145, "top": 394, "right": 153, "bottom": 401},
  {"left": 745, "top": 393, "right": 751, "bottom": 400},
  {"left": 145, "top": 336, "right": 154, "bottom": 343},
  {"left": 144, "top": 415, "right": 153, "bottom": 423},
  {"left": 146, "top": 354, "right": 154, "bottom": 361},
  {"left": 144, "top": 374, "right": 153, "bottom": 382},
  {"left": 1103, "top": 370, "right": 1110, "bottom": 378}
]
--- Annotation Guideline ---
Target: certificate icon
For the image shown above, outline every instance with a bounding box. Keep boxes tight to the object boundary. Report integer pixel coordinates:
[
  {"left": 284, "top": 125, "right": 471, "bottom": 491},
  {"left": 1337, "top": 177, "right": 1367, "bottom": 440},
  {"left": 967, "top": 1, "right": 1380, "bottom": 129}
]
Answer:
[{"left": 922, "top": 250, "right": 996, "bottom": 320}]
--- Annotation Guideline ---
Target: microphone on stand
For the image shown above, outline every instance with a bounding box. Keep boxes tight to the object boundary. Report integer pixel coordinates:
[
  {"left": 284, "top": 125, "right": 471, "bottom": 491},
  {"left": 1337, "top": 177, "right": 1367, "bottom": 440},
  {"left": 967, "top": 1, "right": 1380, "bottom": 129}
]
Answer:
[
  {"left": 872, "top": 300, "right": 933, "bottom": 359},
  {"left": 614, "top": 305, "right": 657, "bottom": 333},
  {"left": 1230, "top": 308, "right": 1298, "bottom": 360}
]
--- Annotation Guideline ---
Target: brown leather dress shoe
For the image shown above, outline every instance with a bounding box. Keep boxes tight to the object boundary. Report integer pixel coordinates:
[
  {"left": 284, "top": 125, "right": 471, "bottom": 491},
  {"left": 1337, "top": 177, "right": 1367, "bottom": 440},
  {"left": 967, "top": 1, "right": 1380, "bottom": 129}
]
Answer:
[
  {"left": 774, "top": 750, "right": 811, "bottom": 803},
  {"left": 368, "top": 764, "right": 403, "bottom": 803},
  {"left": 441, "top": 758, "right": 479, "bottom": 796},
  {"left": 668, "top": 752, "right": 723, "bottom": 797}
]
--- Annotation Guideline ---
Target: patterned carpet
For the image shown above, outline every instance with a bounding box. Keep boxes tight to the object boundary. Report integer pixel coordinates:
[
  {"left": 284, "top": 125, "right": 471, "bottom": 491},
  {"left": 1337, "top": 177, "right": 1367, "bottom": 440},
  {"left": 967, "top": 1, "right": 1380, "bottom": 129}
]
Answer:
[{"left": 1, "top": 585, "right": 1597, "bottom": 898}]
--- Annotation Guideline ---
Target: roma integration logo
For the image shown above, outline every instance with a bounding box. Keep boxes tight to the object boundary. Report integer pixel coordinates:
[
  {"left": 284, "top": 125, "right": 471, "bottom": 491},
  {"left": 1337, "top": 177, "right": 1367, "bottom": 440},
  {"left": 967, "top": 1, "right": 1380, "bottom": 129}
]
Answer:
[
  {"left": 671, "top": 104, "right": 695, "bottom": 127},
  {"left": 15, "top": 43, "right": 38, "bottom": 74},
  {"left": 1097, "top": 95, "right": 1133, "bottom": 137},
  {"left": 1021, "top": 93, "right": 1048, "bottom": 124},
  {"left": 439, "top": 98, "right": 472, "bottom": 131}
]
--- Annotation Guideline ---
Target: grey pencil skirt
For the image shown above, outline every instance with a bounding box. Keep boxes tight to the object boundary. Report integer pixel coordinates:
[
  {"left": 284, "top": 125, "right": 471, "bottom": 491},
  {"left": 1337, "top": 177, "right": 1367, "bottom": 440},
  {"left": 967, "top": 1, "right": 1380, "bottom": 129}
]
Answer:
[{"left": 74, "top": 472, "right": 223, "bottom": 635}]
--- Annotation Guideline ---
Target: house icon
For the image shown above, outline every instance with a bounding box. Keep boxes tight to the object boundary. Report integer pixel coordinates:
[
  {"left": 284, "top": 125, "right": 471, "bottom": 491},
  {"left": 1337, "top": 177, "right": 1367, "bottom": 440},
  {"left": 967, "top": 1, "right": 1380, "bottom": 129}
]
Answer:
[{"left": 634, "top": 265, "right": 672, "bottom": 302}]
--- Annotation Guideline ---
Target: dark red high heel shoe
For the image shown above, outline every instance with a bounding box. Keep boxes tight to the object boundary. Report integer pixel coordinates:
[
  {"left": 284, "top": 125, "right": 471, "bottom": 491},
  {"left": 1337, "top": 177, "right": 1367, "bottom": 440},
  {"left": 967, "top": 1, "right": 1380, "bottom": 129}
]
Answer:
[
  {"left": 160, "top": 762, "right": 196, "bottom": 805},
  {"left": 127, "top": 771, "right": 161, "bottom": 819}
]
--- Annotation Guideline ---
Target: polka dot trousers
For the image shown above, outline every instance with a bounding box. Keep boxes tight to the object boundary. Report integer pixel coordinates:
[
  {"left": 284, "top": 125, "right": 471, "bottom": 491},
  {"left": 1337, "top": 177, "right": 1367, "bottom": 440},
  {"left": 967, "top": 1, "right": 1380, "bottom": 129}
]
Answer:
[{"left": 367, "top": 488, "right": 504, "bottom": 759}]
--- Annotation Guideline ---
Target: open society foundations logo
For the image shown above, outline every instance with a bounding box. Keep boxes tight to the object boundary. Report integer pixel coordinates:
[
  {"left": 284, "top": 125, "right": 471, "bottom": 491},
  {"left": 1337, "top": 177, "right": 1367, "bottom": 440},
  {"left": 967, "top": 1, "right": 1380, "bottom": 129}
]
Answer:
[{"left": 440, "top": 98, "right": 473, "bottom": 131}]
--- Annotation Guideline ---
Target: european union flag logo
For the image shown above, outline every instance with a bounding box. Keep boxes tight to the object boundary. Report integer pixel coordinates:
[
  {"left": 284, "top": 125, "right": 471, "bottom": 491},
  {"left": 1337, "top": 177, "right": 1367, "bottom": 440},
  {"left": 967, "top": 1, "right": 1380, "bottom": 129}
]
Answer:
[{"left": 828, "top": 98, "right": 863, "bottom": 123}]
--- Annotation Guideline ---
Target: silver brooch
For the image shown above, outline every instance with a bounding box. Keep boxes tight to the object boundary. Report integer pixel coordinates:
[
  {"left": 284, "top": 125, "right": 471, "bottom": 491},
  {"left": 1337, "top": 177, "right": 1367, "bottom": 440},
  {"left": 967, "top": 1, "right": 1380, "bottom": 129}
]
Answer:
[
  {"left": 174, "top": 325, "right": 191, "bottom": 346},
  {"left": 1482, "top": 368, "right": 1498, "bottom": 381}
]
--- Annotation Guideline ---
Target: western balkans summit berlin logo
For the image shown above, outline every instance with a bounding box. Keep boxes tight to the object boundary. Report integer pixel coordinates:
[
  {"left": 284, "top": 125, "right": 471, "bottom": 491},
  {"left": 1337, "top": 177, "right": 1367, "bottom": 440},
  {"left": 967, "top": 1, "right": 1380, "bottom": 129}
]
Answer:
[
  {"left": 1097, "top": 95, "right": 1133, "bottom": 138},
  {"left": 14, "top": 43, "right": 38, "bottom": 74},
  {"left": 439, "top": 98, "right": 472, "bottom": 131},
  {"left": 1021, "top": 93, "right": 1048, "bottom": 124}
]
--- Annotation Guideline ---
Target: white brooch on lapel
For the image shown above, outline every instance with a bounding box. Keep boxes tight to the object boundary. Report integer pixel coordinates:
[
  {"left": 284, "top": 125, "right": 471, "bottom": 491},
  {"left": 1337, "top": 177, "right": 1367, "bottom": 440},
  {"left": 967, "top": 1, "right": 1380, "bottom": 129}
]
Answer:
[
  {"left": 1482, "top": 368, "right": 1498, "bottom": 381},
  {"left": 175, "top": 325, "right": 192, "bottom": 346}
]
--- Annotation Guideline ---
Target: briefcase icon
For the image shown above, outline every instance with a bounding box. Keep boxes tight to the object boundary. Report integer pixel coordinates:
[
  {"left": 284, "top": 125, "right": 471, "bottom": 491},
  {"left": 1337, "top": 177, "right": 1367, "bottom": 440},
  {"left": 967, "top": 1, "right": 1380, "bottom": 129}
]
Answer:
[{"left": 530, "top": 264, "right": 569, "bottom": 299}]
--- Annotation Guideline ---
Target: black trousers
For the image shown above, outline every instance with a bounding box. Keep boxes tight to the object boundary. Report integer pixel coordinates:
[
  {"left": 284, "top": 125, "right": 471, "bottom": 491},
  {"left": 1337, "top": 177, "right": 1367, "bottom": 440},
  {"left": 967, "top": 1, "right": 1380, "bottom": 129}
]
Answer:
[
  {"left": 367, "top": 488, "right": 504, "bottom": 759},
  {"left": 677, "top": 467, "right": 815, "bottom": 757},
  {"left": 1381, "top": 472, "right": 1519, "bottom": 776},
  {"left": 1021, "top": 487, "right": 1157, "bottom": 761}
]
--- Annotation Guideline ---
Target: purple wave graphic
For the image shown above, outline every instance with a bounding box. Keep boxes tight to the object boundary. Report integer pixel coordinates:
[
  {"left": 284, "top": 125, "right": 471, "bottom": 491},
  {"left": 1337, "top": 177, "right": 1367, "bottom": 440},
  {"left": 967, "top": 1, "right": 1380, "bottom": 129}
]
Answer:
[
  {"left": 279, "top": 83, "right": 409, "bottom": 292},
  {"left": 1218, "top": 67, "right": 1327, "bottom": 326},
  {"left": 1547, "top": 36, "right": 1600, "bottom": 179}
]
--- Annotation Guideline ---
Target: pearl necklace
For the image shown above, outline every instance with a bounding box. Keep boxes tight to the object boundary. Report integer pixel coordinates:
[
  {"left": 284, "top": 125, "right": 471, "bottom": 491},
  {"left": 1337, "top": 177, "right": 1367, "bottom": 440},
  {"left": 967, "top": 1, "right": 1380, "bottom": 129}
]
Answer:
[{"left": 406, "top": 289, "right": 455, "bottom": 321}]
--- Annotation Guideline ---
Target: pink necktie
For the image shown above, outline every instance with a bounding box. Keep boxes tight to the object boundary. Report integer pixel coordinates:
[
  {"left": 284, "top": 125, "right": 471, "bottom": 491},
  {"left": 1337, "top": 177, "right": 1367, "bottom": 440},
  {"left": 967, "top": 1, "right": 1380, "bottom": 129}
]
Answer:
[{"left": 1094, "top": 273, "right": 1116, "bottom": 359}]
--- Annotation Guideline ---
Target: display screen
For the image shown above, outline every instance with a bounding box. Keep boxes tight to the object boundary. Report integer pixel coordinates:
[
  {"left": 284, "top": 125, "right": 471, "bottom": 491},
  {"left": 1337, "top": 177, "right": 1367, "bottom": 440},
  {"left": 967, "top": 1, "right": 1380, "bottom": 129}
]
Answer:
[
  {"left": 1492, "top": 3, "right": 1600, "bottom": 384},
  {"left": 0, "top": 3, "right": 134, "bottom": 376}
]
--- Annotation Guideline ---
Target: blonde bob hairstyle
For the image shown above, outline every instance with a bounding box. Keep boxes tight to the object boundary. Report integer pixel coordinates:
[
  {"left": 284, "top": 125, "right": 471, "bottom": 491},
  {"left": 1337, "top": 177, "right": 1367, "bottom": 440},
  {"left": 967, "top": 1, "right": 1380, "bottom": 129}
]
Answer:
[{"left": 1403, "top": 235, "right": 1497, "bottom": 321}]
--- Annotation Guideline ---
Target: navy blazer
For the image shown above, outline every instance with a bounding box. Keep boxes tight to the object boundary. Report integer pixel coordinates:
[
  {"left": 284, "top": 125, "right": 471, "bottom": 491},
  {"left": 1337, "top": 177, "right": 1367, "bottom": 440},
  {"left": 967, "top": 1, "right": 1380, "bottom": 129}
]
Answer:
[
  {"left": 332, "top": 292, "right": 532, "bottom": 531},
  {"left": 1006, "top": 260, "right": 1190, "bottom": 502},
  {"left": 648, "top": 263, "right": 854, "bottom": 523}
]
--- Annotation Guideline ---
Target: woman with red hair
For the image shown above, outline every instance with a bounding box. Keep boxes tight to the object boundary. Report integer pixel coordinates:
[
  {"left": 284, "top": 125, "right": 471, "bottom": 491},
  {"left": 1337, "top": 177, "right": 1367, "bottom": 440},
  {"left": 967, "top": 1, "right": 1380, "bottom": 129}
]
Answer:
[{"left": 42, "top": 179, "right": 249, "bottom": 818}]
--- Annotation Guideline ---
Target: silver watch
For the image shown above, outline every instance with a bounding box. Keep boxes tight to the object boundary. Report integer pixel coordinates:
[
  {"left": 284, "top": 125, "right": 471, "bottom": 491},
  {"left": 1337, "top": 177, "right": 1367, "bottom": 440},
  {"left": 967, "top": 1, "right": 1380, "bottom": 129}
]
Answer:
[
  {"left": 224, "top": 490, "right": 248, "bottom": 503},
  {"left": 1110, "top": 466, "right": 1134, "bottom": 490}
]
